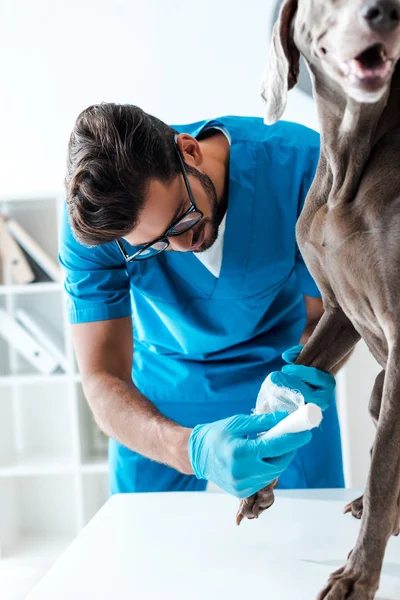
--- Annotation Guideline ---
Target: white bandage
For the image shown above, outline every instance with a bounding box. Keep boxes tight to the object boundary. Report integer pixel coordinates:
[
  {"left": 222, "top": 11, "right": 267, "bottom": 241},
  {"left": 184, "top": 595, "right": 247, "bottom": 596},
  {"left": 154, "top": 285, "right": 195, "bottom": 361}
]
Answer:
[
  {"left": 254, "top": 373, "right": 323, "bottom": 440},
  {"left": 255, "top": 373, "right": 305, "bottom": 415}
]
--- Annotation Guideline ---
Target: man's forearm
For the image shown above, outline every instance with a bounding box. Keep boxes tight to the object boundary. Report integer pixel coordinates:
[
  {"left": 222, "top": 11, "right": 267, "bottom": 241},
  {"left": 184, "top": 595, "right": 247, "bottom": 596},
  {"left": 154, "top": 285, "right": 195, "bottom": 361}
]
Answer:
[{"left": 84, "top": 372, "right": 193, "bottom": 474}]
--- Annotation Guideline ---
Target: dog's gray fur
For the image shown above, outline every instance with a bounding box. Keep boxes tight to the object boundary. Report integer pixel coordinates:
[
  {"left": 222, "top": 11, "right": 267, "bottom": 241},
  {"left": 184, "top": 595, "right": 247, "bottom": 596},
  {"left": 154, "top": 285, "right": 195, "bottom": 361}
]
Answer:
[{"left": 237, "top": 1, "right": 400, "bottom": 597}]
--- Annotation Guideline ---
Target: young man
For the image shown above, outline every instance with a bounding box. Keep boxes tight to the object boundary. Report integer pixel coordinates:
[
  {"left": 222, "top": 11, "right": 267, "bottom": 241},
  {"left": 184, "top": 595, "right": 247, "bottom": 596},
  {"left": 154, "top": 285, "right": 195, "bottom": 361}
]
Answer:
[{"left": 60, "top": 104, "right": 343, "bottom": 498}]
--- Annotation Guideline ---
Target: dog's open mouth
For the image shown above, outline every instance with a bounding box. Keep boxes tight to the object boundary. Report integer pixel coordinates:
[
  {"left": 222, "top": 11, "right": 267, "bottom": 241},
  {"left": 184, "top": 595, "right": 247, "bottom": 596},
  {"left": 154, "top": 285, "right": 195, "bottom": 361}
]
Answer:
[
  {"left": 351, "top": 43, "right": 390, "bottom": 78},
  {"left": 342, "top": 43, "right": 392, "bottom": 84}
]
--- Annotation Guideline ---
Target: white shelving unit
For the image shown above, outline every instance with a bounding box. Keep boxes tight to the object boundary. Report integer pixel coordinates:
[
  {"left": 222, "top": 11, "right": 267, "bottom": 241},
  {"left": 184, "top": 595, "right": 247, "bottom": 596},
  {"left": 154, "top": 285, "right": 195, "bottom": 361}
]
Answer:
[{"left": 0, "top": 194, "right": 109, "bottom": 564}]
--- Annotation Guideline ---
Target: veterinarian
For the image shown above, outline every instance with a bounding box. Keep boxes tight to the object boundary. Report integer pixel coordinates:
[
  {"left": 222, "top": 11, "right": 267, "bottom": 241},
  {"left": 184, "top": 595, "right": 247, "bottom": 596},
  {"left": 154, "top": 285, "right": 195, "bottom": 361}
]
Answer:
[{"left": 60, "top": 104, "right": 345, "bottom": 498}]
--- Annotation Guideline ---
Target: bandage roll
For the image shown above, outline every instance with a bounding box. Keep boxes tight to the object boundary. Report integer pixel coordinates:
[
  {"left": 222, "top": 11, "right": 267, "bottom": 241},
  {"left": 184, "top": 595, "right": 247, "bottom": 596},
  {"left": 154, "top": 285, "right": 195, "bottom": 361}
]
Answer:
[{"left": 259, "top": 403, "right": 322, "bottom": 441}]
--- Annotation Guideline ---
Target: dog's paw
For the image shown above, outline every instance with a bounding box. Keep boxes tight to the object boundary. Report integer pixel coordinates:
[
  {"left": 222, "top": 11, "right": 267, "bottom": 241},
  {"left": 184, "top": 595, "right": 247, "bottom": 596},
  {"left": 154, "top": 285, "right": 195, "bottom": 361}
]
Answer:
[
  {"left": 344, "top": 495, "right": 364, "bottom": 519},
  {"left": 236, "top": 479, "right": 278, "bottom": 525},
  {"left": 317, "top": 563, "right": 378, "bottom": 600}
]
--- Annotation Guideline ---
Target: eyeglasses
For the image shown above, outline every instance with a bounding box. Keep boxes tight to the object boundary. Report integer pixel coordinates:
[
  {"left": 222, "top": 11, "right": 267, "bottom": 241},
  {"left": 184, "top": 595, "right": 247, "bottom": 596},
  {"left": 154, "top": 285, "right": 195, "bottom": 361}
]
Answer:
[{"left": 116, "top": 135, "right": 204, "bottom": 262}]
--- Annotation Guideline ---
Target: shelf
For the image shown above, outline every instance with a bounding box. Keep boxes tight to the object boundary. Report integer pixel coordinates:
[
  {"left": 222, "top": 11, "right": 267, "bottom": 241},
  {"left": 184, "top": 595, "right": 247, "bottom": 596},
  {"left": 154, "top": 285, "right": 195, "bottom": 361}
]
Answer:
[
  {"left": 0, "top": 455, "right": 109, "bottom": 476},
  {"left": 76, "top": 384, "right": 109, "bottom": 463},
  {"left": 81, "top": 472, "right": 109, "bottom": 525},
  {"left": 0, "top": 532, "right": 74, "bottom": 562},
  {"left": 0, "top": 533, "right": 74, "bottom": 599},
  {"left": 0, "top": 475, "right": 78, "bottom": 558},
  {"left": 0, "top": 456, "right": 108, "bottom": 478},
  {"left": 0, "top": 193, "right": 110, "bottom": 571},
  {"left": 80, "top": 458, "right": 108, "bottom": 474},
  {"left": 0, "top": 455, "right": 77, "bottom": 477},
  {"left": 0, "top": 385, "right": 75, "bottom": 467},
  {"left": 0, "top": 282, "right": 63, "bottom": 295},
  {"left": 0, "top": 191, "right": 63, "bottom": 204},
  {"left": 0, "top": 373, "right": 80, "bottom": 386},
  {"left": 0, "top": 558, "right": 49, "bottom": 600},
  {"left": 0, "top": 292, "right": 69, "bottom": 377},
  {"left": 2, "top": 533, "right": 74, "bottom": 563}
]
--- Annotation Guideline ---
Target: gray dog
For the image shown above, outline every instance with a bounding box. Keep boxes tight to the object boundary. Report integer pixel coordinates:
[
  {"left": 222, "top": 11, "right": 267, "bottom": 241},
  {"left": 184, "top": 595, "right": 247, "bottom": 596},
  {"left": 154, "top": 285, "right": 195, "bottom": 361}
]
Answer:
[{"left": 236, "top": 0, "right": 400, "bottom": 598}]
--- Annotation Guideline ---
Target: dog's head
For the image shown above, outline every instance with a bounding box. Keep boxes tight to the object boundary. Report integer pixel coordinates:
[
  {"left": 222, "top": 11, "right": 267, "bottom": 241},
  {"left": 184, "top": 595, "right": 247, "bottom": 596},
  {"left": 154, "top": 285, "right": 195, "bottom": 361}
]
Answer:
[{"left": 262, "top": 0, "right": 400, "bottom": 124}]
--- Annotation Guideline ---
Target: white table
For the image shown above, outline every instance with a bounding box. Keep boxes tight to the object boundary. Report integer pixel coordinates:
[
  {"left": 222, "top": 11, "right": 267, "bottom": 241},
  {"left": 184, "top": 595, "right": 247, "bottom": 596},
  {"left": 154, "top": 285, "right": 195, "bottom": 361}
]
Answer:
[{"left": 28, "top": 489, "right": 400, "bottom": 600}]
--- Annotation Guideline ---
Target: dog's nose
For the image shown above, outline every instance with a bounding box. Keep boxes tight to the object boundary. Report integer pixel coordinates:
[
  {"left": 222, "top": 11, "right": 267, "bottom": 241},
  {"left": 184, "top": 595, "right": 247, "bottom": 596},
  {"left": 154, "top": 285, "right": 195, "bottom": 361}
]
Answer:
[{"left": 361, "top": 0, "right": 400, "bottom": 32}]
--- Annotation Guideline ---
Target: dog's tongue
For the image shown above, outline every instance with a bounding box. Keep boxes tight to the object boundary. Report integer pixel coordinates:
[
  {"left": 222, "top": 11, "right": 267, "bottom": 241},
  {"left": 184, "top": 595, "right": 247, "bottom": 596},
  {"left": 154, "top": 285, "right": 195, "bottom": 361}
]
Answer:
[
  {"left": 349, "top": 58, "right": 391, "bottom": 79},
  {"left": 347, "top": 44, "right": 390, "bottom": 79}
]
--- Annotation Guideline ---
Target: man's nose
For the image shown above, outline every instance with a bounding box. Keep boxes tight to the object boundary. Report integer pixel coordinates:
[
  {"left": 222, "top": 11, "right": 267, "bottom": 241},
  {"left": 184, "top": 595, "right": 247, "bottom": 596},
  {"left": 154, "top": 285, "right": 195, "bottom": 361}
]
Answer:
[{"left": 361, "top": 0, "right": 400, "bottom": 33}]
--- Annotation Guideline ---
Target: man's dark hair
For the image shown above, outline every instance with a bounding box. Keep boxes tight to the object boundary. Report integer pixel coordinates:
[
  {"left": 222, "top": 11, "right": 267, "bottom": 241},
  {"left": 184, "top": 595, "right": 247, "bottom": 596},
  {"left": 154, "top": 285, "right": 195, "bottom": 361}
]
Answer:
[{"left": 65, "top": 103, "right": 179, "bottom": 246}]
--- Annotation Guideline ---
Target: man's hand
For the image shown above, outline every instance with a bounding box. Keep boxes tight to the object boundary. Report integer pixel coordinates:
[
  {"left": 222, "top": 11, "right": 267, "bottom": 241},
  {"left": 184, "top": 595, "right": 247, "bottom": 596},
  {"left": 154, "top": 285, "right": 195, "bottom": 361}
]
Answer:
[
  {"left": 188, "top": 412, "right": 312, "bottom": 498},
  {"left": 270, "top": 344, "right": 336, "bottom": 411}
]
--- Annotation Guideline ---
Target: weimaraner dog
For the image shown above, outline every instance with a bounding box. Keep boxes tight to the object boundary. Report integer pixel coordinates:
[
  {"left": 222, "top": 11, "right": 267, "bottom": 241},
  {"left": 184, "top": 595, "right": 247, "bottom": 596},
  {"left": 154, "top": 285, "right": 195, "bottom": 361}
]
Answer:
[{"left": 236, "top": 0, "right": 400, "bottom": 598}]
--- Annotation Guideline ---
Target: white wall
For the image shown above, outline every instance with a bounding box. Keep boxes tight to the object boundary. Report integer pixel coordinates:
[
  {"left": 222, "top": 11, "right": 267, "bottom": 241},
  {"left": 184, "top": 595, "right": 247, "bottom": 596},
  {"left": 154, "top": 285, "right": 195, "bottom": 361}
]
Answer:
[
  {"left": 0, "top": 0, "right": 377, "bottom": 488},
  {"left": 1, "top": 0, "right": 274, "bottom": 195}
]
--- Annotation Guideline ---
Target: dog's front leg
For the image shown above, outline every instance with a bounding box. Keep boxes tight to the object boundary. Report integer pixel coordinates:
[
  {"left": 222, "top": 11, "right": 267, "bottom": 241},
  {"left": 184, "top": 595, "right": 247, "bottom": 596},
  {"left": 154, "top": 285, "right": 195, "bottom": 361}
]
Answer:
[
  {"left": 318, "top": 343, "right": 400, "bottom": 600},
  {"left": 236, "top": 307, "right": 360, "bottom": 525},
  {"left": 294, "top": 305, "right": 360, "bottom": 372}
]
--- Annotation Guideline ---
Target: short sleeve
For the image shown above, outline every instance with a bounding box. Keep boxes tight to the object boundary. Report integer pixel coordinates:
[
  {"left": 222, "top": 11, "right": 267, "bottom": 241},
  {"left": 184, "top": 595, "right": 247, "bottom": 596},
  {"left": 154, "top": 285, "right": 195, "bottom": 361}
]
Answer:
[
  {"left": 58, "top": 202, "right": 132, "bottom": 324},
  {"left": 294, "top": 145, "right": 321, "bottom": 299}
]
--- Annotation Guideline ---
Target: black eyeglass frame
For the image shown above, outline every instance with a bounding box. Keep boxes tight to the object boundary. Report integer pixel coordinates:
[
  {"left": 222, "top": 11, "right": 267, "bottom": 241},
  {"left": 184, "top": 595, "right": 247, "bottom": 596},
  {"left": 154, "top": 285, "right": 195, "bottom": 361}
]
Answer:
[{"left": 116, "top": 134, "right": 204, "bottom": 262}]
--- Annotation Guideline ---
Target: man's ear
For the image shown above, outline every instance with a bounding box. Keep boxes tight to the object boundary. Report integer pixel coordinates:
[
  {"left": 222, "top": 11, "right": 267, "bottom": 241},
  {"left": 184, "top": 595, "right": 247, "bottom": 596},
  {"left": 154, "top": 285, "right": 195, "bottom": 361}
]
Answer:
[
  {"left": 176, "top": 133, "right": 203, "bottom": 167},
  {"left": 261, "top": 0, "right": 300, "bottom": 125}
]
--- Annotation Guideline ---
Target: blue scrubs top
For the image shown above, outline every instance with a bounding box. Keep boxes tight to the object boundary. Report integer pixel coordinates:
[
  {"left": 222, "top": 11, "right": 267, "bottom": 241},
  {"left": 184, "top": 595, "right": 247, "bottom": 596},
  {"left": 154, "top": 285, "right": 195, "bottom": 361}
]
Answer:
[{"left": 59, "top": 116, "right": 344, "bottom": 494}]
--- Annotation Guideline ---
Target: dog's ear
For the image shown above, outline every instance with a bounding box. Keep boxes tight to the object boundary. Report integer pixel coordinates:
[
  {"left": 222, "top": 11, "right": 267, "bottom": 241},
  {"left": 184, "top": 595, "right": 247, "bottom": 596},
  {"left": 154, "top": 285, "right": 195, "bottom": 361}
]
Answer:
[{"left": 261, "top": 0, "right": 300, "bottom": 125}]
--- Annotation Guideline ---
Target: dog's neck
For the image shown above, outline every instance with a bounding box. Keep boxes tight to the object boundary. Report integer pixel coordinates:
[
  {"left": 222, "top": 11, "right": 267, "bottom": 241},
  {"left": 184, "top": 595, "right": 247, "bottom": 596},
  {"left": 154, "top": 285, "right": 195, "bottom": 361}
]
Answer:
[{"left": 311, "top": 63, "right": 400, "bottom": 206}]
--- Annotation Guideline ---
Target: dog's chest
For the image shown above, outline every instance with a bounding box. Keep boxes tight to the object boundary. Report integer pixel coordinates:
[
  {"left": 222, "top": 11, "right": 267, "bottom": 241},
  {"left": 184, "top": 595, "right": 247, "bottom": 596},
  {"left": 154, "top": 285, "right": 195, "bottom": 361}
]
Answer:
[{"left": 299, "top": 206, "right": 386, "bottom": 340}]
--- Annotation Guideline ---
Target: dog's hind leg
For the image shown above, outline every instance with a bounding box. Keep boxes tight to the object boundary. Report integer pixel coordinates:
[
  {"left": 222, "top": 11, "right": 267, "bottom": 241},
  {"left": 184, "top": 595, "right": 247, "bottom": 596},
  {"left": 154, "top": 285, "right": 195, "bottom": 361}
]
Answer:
[
  {"left": 318, "top": 336, "right": 400, "bottom": 600},
  {"left": 343, "top": 369, "right": 385, "bottom": 521},
  {"left": 341, "top": 368, "right": 400, "bottom": 536}
]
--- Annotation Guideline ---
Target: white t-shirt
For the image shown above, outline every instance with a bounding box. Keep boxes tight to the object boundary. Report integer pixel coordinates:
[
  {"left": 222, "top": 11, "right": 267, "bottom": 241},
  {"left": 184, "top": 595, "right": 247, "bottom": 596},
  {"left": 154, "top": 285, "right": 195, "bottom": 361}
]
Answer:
[
  {"left": 192, "top": 126, "right": 230, "bottom": 278},
  {"left": 193, "top": 213, "right": 227, "bottom": 278}
]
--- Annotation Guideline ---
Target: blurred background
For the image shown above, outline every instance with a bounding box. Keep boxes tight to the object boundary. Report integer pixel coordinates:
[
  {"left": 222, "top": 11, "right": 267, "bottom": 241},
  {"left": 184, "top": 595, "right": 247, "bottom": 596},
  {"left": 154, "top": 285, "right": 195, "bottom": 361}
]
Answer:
[{"left": 0, "top": 0, "right": 379, "bottom": 598}]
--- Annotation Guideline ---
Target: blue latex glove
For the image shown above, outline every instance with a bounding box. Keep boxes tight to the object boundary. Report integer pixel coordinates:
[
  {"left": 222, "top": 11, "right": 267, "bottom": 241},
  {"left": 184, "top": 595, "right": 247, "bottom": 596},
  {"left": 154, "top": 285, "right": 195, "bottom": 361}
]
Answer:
[
  {"left": 188, "top": 412, "right": 312, "bottom": 498},
  {"left": 270, "top": 344, "right": 335, "bottom": 411}
]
